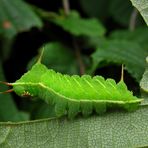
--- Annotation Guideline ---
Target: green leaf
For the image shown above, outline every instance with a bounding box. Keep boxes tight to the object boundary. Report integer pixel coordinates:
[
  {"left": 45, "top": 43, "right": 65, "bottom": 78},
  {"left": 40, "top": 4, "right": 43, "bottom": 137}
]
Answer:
[
  {"left": 109, "top": 0, "right": 133, "bottom": 26},
  {"left": 0, "top": 106, "right": 148, "bottom": 147},
  {"left": 1, "top": 38, "right": 15, "bottom": 61},
  {"left": 79, "top": 0, "right": 108, "bottom": 20},
  {"left": 91, "top": 40, "right": 148, "bottom": 82},
  {"left": 140, "top": 57, "right": 148, "bottom": 92},
  {"left": 129, "top": 0, "right": 148, "bottom": 25},
  {"left": 0, "top": 0, "right": 42, "bottom": 38},
  {"left": 52, "top": 11, "right": 105, "bottom": 37},
  {"left": 0, "top": 62, "right": 28, "bottom": 121},
  {"left": 110, "top": 27, "right": 148, "bottom": 50},
  {"left": 28, "top": 42, "right": 79, "bottom": 75},
  {"left": 140, "top": 57, "right": 148, "bottom": 103}
]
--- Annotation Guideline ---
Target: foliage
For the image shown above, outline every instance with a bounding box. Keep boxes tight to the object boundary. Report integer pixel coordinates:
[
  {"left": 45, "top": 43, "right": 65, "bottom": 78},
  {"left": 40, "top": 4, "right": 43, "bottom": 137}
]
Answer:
[
  {"left": 140, "top": 57, "right": 148, "bottom": 92},
  {"left": 0, "top": 0, "right": 42, "bottom": 39},
  {"left": 0, "top": 0, "right": 42, "bottom": 59},
  {"left": 28, "top": 42, "right": 79, "bottom": 75},
  {"left": 110, "top": 27, "right": 148, "bottom": 50},
  {"left": 130, "top": 0, "right": 148, "bottom": 25},
  {"left": 140, "top": 57, "right": 148, "bottom": 103},
  {"left": 91, "top": 40, "right": 147, "bottom": 82},
  {"left": 51, "top": 10, "right": 105, "bottom": 37},
  {"left": 0, "top": 62, "right": 29, "bottom": 121},
  {"left": 0, "top": 106, "right": 148, "bottom": 148},
  {"left": 0, "top": 0, "right": 147, "bottom": 147}
]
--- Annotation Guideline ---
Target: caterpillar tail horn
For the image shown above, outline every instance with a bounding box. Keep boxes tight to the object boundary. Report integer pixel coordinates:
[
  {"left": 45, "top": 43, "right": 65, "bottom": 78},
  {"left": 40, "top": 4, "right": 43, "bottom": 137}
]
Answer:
[
  {"left": 120, "top": 64, "right": 124, "bottom": 81},
  {"left": 37, "top": 47, "right": 45, "bottom": 63},
  {"left": 0, "top": 89, "right": 13, "bottom": 94}
]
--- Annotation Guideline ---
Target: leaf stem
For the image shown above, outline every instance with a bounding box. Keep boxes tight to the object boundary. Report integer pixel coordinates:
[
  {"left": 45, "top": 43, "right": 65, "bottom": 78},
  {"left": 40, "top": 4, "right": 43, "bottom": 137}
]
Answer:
[
  {"left": 62, "top": 0, "right": 85, "bottom": 75},
  {"left": 129, "top": 8, "right": 138, "bottom": 31},
  {"left": 73, "top": 38, "right": 85, "bottom": 75},
  {"left": 62, "top": 0, "right": 70, "bottom": 15}
]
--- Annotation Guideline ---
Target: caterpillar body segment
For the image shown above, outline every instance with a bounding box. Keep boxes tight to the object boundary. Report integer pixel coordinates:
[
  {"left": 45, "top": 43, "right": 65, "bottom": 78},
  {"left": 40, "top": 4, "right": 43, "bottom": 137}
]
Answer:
[{"left": 12, "top": 63, "right": 142, "bottom": 118}]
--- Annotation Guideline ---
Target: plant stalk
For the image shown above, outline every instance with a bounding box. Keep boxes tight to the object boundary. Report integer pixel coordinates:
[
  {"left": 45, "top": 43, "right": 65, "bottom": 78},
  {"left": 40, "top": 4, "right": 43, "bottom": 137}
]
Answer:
[
  {"left": 129, "top": 8, "right": 138, "bottom": 31},
  {"left": 62, "top": 0, "right": 85, "bottom": 75},
  {"left": 73, "top": 38, "right": 85, "bottom": 75},
  {"left": 62, "top": 0, "right": 70, "bottom": 15}
]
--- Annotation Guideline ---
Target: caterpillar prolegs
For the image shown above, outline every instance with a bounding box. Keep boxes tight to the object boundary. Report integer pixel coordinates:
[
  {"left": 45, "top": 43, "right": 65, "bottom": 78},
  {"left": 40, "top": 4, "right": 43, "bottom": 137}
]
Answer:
[{"left": 7, "top": 62, "right": 142, "bottom": 118}]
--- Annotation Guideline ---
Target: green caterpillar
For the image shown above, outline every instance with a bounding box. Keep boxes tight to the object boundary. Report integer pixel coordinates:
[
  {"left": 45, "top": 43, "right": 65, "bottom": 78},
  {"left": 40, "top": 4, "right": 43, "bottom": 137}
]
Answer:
[{"left": 6, "top": 61, "right": 142, "bottom": 118}]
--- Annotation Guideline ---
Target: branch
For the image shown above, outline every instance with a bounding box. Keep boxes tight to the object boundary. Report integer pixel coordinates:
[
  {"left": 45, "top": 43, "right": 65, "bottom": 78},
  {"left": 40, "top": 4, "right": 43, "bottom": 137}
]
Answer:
[
  {"left": 73, "top": 38, "right": 85, "bottom": 75},
  {"left": 129, "top": 8, "right": 138, "bottom": 31},
  {"left": 62, "top": 0, "right": 70, "bottom": 15},
  {"left": 62, "top": 0, "right": 85, "bottom": 75}
]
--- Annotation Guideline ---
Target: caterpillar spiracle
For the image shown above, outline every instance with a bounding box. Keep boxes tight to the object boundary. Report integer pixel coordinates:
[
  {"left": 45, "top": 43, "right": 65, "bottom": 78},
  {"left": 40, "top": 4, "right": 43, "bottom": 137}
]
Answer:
[{"left": 4, "top": 61, "right": 142, "bottom": 119}]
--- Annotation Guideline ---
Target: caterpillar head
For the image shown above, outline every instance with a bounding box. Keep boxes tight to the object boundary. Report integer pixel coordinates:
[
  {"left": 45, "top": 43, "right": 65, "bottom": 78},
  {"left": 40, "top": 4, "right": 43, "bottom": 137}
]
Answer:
[
  {"left": 10, "top": 62, "right": 48, "bottom": 97},
  {"left": 13, "top": 84, "right": 33, "bottom": 97},
  {"left": 0, "top": 81, "right": 35, "bottom": 97}
]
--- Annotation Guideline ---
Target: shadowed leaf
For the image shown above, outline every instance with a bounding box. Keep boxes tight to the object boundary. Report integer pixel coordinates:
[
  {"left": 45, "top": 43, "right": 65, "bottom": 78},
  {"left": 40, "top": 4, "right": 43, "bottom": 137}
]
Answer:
[
  {"left": 0, "top": 106, "right": 148, "bottom": 147},
  {"left": 130, "top": 0, "right": 148, "bottom": 25}
]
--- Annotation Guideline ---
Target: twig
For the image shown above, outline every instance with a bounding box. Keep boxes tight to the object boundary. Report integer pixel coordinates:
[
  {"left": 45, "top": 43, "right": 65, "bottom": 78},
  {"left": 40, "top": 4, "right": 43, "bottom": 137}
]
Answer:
[
  {"left": 62, "top": 0, "right": 85, "bottom": 75},
  {"left": 120, "top": 8, "right": 138, "bottom": 81},
  {"left": 62, "top": 0, "right": 70, "bottom": 15},
  {"left": 129, "top": 8, "right": 138, "bottom": 31},
  {"left": 73, "top": 38, "right": 85, "bottom": 75}
]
